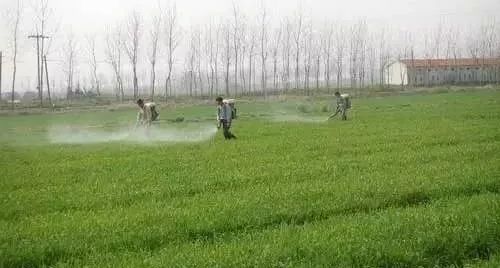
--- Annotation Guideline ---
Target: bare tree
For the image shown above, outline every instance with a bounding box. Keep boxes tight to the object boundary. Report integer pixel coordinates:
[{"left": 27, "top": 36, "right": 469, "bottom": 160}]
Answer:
[
  {"left": 179, "top": 63, "right": 187, "bottom": 95},
  {"left": 474, "top": 22, "right": 493, "bottom": 84},
  {"left": 442, "top": 27, "right": 460, "bottom": 83},
  {"left": 396, "top": 32, "right": 412, "bottom": 89},
  {"left": 124, "top": 11, "right": 141, "bottom": 99},
  {"left": 203, "top": 21, "right": 223, "bottom": 97},
  {"left": 105, "top": 27, "right": 124, "bottom": 101},
  {"left": 62, "top": 32, "right": 77, "bottom": 100},
  {"left": 239, "top": 21, "right": 248, "bottom": 94},
  {"left": 448, "top": 28, "right": 462, "bottom": 83},
  {"left": 348, "top": 21, "right": 362, "bottom": 89},
  {"left": 214, "top": 21, "right": 222, "bottom": 95},
  {"left": 482, "top": 23, "right": 496, "bottom": 58},
  {"left": 185, "top": 26, "right": 200, "bottom": 97},
  {"left": 322, "top": 22, "right": 334, "bottom": 92},
  {"left": 282, "top": 18, "right": 292, "bottom": 92},
  {"left": 222, "top": 22, "right": 232, "bottom": 96},
  {"left": 7, "top": 0, "right": 22, "bottom": 109},
  {"left": 480, "top": 21, "right": 497, "bottom": 84},
  {"left": 187, "top": 48, "right": 194, "bottom": 96},
  {"left": 466, "top": 34, "right": 480, "bottom": 59},
  {"left": 335, "top": 24, "right": 345, "bottom": 90},
  {"left": 272, "top": 22, "right": 283, "bottom": 91},
  {"left": 378, "top": 28, "right": 391, "bottom": 87},
  {"left": 164, "top": 3, "right": 181, "bottom": 98},
  {"left": 86, "top": 35, "right": 100, "bottom": 96},
  {"left": 432, "top": 20, "right": 444, "bottom": 59},
  {"left": 148, "top": 8, "right": 162, "bottom": 100},
  {"left": 247, "top": 28, "right": 257, "bottom": 93},
  {"left": 313, "top": 30, "right": 322, "bottom": 91},
  {"left": 357, "top": 21, "right": 367, "bottom": 89},
  {"left": 444, "top": 26, "right": 456, "bottom": 59},
  {"left": 194, "top": 27, "right": 203, "bottom": 96},
  {"left": 293, "top": 11, "right": 304, "bottom": 89},
  {"left": 232, "top": 2, "right": 242, "bottom": 95},
  {"left": 205, "top": 22, "right": 216, "bottom": 96},
  {"left": 259, "top": 2, "right": 269, "bottom": 97},
  {"left": 422, "top": 32, "right": 432, "bottom": 59},
  {"left": 303, "top": 22, "right": 313, "bottom": 94},
  {"left": 367, "top": 36, "right": 377, "bottom": 88}
]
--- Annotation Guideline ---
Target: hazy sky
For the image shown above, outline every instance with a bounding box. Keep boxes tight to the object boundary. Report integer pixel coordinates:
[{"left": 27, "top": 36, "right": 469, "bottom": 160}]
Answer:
[
  {"left": 1, "top": 0, "right": 499, "bottom": 93},
  {"left": 39, "top": 0, "right": 500, "bottom": 26}
]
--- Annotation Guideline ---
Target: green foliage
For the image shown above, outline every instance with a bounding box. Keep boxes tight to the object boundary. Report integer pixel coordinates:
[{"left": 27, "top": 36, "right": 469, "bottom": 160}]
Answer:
[{"left": 0, "top": 91, "right": 499, "bottom": 267}]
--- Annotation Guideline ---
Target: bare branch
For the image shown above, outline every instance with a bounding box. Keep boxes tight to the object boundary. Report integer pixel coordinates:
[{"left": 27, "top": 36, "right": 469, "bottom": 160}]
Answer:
[
  {"left": 164, "top": 2, "right": 181, "bottom": 98},
  {"left": 105, "top": 25, "right": 124, "bottom": 101},
  {"left": 85, "top": 35, "right": 100, "bottom": 95},
  {"left": 149, "top": 5, "right": 162, "bottom": 100},
  {"left": 62, "top": 32, "right": 77, "bottom": 99},
  {"left": 124, "top": 11, "right": 142, "bottom": 99},
  {"left": 259, "top": 1, "right": 269, "bottom": 96}
]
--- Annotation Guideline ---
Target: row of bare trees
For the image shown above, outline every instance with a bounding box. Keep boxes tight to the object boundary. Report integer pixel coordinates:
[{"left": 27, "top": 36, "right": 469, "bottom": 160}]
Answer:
[
  {"left": 96, "top": 3, "right": 182, "bottom": 101},
  {"left": 161, "top": 11, "right": 499, "bottom": 98},
  {"left": 2, "top": 1, "right": 500, "bottom": 104}
]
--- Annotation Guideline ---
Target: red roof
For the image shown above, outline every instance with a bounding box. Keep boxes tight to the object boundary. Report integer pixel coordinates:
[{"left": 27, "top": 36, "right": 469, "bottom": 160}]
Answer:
[{"left": 400, "top": 58, "right": 500, "bottom": 68}]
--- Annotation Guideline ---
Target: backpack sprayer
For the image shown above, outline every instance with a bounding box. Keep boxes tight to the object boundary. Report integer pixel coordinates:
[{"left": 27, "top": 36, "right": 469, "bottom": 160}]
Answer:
[{"left": 223, "top": 99, "right": 237, "bottom": 119}]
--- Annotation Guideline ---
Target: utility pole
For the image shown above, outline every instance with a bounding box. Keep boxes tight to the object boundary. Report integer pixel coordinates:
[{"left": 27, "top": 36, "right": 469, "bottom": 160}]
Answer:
[
  {"left": 28, "top": 34, "right": 50, "bottom": 107},
  {"left": 44, "top": 55, "right": 52, "bottom": 106}
]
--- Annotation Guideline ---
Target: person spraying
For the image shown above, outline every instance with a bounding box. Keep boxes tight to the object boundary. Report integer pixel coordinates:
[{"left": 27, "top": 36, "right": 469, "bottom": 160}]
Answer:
[
  {"left": 136, "top": 99, "right": 159, "bottom": 128},
  {"left": 329, "top": 92, "right": 351, "bottom": 121},
  {"left": 216, "top": 97, "right": 237, "bottom": 140}
]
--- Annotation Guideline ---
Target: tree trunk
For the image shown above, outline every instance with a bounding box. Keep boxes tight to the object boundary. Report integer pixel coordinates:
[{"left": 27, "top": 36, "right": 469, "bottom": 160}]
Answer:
[
  {"left": 151, "top": 62, "right": 156, "bottom": 101},
  {"left": 11, "top": 52, "right": 17, "bottom": 110}
]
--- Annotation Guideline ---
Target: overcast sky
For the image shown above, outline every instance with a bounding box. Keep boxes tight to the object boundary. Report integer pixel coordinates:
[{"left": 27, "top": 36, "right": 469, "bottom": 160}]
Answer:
[
  {"left": 37, "top": 0, "right": 500, "bottom": 27},
  {"left": 1, "top": 0, "right": 499, "bottom": 93}
]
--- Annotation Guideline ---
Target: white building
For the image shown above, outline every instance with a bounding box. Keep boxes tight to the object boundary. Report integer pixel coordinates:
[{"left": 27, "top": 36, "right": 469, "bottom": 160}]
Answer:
[{"left": 385, "top": 58, "right": 500, "bottom": 87}]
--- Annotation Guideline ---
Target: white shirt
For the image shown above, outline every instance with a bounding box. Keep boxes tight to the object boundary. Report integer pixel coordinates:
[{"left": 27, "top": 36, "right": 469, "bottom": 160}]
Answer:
[
  {"left": 137, "top": 102, "right": 156, "bottom": 125},
  {"left": 217, "top": 103, "right": 233, "bottom": 122}
]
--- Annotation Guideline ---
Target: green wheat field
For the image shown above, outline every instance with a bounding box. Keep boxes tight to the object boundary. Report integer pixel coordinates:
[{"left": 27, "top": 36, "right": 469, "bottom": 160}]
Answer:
[{"left": 1, "top": 90, "right": 499, "bottom": 267}]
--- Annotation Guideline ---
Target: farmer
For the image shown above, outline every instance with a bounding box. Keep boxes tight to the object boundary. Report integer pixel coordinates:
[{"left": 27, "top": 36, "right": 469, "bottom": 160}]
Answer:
[
  {"left": 216, "top": 97, "right": 237, "bottom": 140},
  {"left": 136, "top": 99, "right": 159, "bottom": 128},
  {"left": 329, "top": 92, "right": 351, "bottom": 121}
]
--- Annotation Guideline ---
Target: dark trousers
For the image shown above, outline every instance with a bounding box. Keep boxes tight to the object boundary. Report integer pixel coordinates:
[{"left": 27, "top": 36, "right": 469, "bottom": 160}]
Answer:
[
  {"left": 341, "top": 108, "right": 347, "bottom": 120},
  {"left": 221, "top": 120, "right": 236, "bottom": 140},
  {"left": 337, "top": 105, "right": 347, "bottom": 121}
]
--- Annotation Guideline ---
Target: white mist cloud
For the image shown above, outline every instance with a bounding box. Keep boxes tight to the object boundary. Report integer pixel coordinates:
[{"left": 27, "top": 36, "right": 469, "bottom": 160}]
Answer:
[{"left": 48, "top": 124, "right": 218, "bottom": 144}]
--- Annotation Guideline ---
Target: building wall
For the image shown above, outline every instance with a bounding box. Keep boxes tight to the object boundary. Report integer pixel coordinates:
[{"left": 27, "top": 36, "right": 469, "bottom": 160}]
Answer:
[
  {"left": 388, "top": 61, "right": 500, "bottom": 87},
  {"left": 385, "top": 62, "right": 408, "bottom": 86}
]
